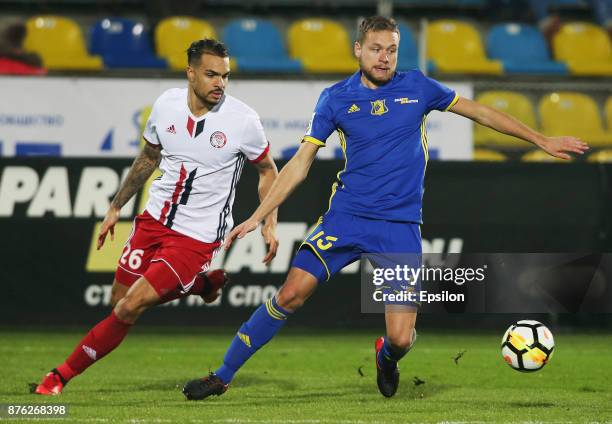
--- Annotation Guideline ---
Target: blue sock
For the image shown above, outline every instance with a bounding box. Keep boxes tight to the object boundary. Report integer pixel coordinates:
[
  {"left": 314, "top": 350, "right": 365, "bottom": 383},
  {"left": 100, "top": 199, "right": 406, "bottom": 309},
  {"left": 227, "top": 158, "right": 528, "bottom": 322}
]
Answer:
[
  {"left": 216, "top": 297, "right": 291, "bottom": 384},
  {"left": 377, "top": 330, "right": 417, "bottom": 371}
]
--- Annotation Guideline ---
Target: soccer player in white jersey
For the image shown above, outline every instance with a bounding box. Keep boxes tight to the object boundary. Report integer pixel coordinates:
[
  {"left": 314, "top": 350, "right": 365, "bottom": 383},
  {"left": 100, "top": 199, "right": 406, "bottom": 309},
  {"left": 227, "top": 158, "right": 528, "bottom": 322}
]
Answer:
[{"left": 33, "top": 39, "right": 279, "bottom": 395}]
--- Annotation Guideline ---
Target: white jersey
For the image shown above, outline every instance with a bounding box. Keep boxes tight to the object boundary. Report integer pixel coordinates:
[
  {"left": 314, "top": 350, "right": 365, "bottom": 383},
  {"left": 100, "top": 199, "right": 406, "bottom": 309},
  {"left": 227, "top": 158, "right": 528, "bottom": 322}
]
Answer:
[{"left": 142, "top": 88, "right": 269, "bottom": 243}]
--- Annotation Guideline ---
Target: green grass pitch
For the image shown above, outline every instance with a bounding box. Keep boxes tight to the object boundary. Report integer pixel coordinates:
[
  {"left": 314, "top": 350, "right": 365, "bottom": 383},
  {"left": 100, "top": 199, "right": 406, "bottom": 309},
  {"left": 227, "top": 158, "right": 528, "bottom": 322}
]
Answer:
[{"left": 2, "top": 329, "right": 611, "bottom": 423}]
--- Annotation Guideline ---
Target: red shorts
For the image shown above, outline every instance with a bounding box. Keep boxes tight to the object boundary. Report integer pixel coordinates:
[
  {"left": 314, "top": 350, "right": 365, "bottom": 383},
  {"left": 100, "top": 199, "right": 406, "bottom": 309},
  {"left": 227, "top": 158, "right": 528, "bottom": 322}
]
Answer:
[{"left": 115, "top": 211, "right": 221, "bottom": 300}]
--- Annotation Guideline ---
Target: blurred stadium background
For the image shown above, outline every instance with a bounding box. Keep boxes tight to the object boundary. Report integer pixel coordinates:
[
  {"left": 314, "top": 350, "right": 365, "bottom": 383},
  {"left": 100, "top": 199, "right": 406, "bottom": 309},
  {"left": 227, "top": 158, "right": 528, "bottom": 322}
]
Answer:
[{"left": 0, "top": 0, "right": 611, "bottom": 421}]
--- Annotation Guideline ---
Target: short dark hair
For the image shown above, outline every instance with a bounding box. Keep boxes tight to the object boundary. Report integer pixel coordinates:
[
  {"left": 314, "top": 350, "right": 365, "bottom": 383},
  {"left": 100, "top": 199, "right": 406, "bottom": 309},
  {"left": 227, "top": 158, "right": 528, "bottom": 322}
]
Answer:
[
  {"left": 358, "top": 16, "right": 399, "bottom": 44},
  {"left": 186, "top": 39, "right": 229, "bottom": 66}
]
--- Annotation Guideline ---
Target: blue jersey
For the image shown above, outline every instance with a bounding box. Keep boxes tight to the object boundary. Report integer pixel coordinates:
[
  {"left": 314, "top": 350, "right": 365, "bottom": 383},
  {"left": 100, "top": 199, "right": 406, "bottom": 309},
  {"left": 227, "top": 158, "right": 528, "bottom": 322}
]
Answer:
[{"left": 304, "top": 70, "right": 458, "bottom": 223}]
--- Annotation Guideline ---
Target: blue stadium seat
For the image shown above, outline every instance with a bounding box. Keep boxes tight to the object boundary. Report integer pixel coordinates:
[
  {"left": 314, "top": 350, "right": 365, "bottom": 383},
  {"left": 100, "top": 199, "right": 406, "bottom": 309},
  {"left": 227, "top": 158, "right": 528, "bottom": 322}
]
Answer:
[
  {"left": 223, "top": 19, "right": 302, "bottom": 73},
  {"left": 90, "top": 18, "right": 167, "bottom": 69},
  {"left": 397, "top": 23, "right": 419, "bottom": 71},
  {"left": 487, "top": 23, "right": 568, "bottom": 75},
  {"left": 396, "top": 23, "right": 435, "bottom": 73}
]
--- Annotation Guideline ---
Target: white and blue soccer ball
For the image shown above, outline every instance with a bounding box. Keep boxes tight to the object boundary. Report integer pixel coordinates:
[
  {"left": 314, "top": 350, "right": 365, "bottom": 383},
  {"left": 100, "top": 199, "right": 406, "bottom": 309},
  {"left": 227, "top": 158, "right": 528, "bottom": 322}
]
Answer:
[{"left": 501, "top": 320, "right": 555, "bottom": 372}]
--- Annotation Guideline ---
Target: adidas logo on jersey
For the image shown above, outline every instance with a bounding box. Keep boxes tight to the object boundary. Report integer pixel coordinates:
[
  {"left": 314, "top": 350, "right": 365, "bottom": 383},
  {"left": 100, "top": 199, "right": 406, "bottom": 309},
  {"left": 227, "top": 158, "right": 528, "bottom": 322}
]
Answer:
[
  {"left": 347, "top": 104, "right": 360, "bottom": 114},
  {"left": 166, "top": 125, "right": 176, "bottom": 134}
]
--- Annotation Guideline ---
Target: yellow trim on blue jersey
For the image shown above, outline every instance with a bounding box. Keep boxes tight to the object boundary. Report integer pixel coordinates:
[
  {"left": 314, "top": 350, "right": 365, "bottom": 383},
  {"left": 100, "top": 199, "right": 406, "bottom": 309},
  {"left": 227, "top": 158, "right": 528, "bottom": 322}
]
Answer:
[
  {"left": 420, "top": 115, "right": 429, "bottom": 166},
  {"left": 265, "top": 298, "right": 286, "bottom": 320},
  {"left": 303, "top": 136, "right": 326, "bottom": 147},
  {"left": 299, "top": 241, "right": 331, "bottom": 281},
  {"left": 444, "top": 93, "right": 460, "bottom": 112},
  {"left": 326, "top": 128, "right": 348, "bottom": 213}
]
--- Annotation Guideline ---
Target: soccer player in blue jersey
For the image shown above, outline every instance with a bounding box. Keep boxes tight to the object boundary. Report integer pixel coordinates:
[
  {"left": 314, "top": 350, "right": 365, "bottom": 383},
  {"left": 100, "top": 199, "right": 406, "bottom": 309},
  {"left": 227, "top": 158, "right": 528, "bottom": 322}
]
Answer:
[{"left": 183, "top": 16, "right": 588, "bottom": 399}]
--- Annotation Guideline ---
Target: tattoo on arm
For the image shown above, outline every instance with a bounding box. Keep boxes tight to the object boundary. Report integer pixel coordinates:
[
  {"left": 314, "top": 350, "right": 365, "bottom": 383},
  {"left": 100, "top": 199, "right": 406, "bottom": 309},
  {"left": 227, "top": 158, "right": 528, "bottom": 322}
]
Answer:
[{"left": 110, "top": 143, "right": 161, "bottom": 209}]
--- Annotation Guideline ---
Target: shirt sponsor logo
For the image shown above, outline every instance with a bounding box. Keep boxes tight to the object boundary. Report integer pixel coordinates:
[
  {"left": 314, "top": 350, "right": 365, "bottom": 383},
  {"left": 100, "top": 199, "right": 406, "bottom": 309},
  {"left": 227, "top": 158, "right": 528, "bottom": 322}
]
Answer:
[{"left": 394, "top": 98, "right": 419, "bottom": 104}]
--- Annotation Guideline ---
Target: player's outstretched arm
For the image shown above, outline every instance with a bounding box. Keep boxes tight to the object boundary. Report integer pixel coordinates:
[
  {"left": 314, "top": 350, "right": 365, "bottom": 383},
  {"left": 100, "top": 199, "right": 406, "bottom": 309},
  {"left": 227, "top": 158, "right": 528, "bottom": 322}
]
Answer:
[
  {"left": 254, "top": 154, "right": 280, "bottom": 265},
  {"left": 97, "top": 142, "right": 162, "bottom": 249},
  {"left": 449, "top": 97, "right": 589, "bottom": 160},
  {"left": 225, "top": 141, "right": 319, "bottom": 250}
]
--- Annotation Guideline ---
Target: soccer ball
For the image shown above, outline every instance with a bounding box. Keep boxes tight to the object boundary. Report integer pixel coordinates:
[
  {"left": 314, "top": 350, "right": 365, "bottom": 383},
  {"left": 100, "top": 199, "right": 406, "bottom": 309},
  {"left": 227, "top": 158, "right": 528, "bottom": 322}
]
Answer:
[{"left": 501, "top": 320, "right": 555, "bottom": 372}]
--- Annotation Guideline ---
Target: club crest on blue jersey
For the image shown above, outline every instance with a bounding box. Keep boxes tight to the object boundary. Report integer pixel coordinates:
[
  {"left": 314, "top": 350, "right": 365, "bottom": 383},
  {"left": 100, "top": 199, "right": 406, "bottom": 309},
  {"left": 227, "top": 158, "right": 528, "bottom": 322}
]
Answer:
[{"left": 370, "top": 99, "right": 388, "bottom": 116}]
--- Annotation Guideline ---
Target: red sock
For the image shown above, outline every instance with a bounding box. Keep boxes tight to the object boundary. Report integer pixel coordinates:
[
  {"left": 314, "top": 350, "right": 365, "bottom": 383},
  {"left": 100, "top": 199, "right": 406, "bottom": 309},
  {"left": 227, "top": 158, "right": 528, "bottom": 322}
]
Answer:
[{"left": 56, "top": 311, "right": 132, "bottom": 381}]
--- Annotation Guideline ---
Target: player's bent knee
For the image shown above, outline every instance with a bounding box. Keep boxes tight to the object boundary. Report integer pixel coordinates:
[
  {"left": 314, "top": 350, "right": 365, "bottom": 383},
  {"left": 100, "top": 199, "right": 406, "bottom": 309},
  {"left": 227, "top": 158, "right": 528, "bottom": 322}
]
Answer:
[
  {"left": 275, "top": 268, "right": 318, "bottom": 312},
  {"left": 114, "top": 294, "right": 149, "bottom": 323},
  {"left": 275, "top": 288, "right": 303, "bottom": 312},
  {"left": 275, "top": 286, "right": 308, "bottom": 312},
  {"left": 387, "top": 329, "right": 414, "bottom": 351}
]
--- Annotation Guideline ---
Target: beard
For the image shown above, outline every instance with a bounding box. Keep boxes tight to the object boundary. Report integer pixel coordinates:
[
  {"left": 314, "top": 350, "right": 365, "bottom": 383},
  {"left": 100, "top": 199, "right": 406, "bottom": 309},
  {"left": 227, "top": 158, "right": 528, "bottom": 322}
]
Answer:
[
  {"left": 193, "top": 87, "right": 224, "bottom": 107},
  {"left": 361, "top": 65, "right": 394, "bottom": 87}
]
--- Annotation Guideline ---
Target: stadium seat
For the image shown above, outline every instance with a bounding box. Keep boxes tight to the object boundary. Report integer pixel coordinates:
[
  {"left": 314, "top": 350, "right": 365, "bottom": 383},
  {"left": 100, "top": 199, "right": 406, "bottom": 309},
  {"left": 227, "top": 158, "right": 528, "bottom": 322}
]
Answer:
[
  {"left": 288, "top": 19, "right": 358, "bottom": 73},
  {"left": 156, "top": 16, "right": 217, "bottom": 70},
  {"left": 587, "top": 149, "right": 612, "bottom": 163},
  {"left": 474, "top": 91, "right": 537, "bottom": 150},
  {"left": 426, "top": 20, "right": 503, "bottom": 75},
  {"left": 521, "top": 149, "right": 571, "bottom": 162},
  {"left": 539, "top": 92, "right": 612, "bottom": 148},
  {"left": 553, "top": 23, "right": 612, "bottom": 76},
  {"left": 24, "top": 16, "right": 103, "bottom": 70},
  {"left": 223, "top": 19, "right": 302, "bottom": 73},
  {"left": 605, "top": 97, "right": 612, "bottom": 131},
  {"left": 486, "top": 24, "right": 568, "bottom": 75},
  {"left": 397, "top": 23, "right": 419, "bottom": 71},
  {"left": 473, "top": 148, "right": 507, "bottom": 161},
  {"left": 396, "top": 23, "right": 435, "bottom": 73},
  {"left": 90, "top": 18, "right": 166, "bottom": 68}
]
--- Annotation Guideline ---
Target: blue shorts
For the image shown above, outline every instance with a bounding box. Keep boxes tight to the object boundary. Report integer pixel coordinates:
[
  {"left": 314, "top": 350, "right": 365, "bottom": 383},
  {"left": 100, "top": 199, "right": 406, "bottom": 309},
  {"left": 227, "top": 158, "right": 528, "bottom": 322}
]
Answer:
[{"left": 292, "top": 209, "right": 422, "bottom": 285}]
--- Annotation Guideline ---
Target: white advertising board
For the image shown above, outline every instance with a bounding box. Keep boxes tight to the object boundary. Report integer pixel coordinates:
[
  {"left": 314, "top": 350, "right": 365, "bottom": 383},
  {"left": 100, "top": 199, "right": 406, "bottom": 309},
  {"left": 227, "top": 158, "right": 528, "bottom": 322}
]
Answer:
[{"left": 0, "top": 76, "right": 472, "bottom": 159}]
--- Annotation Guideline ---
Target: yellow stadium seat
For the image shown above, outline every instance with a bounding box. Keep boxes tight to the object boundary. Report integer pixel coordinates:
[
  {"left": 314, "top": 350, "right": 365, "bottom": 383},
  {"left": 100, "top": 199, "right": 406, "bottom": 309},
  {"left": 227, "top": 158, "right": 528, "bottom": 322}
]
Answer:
[
  {"left": 427, "top": 20, "right": 503, "bottom": 75},
  {"left": 156, "top": 17, "right": 217, "bottom": 70},
  {"left": 605, "top": 97, "right": 612, "bottom": 131},
  {"left": 24, "top": 16, "right": 103, "bottom": 70},
  {"left": 474, "top": 91, "right": 536, "bottom": 150},
  {"left": 473, "top": 148, "right": 507, "bottom": 161},
  {"left": 553, "top": 22, "right": 612, "bottom": 76},
  {"left": 521, "top": 149, "right": 571, "bottom": 163},
  {"left": 587, "top": 149, "right": 612, "bottom": 163},
  {"left": 288, "top": 19, "right": 358, "bottom": 73},
  {"left": 539, "top": 92, "right": 612, "bottom": 148}
]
